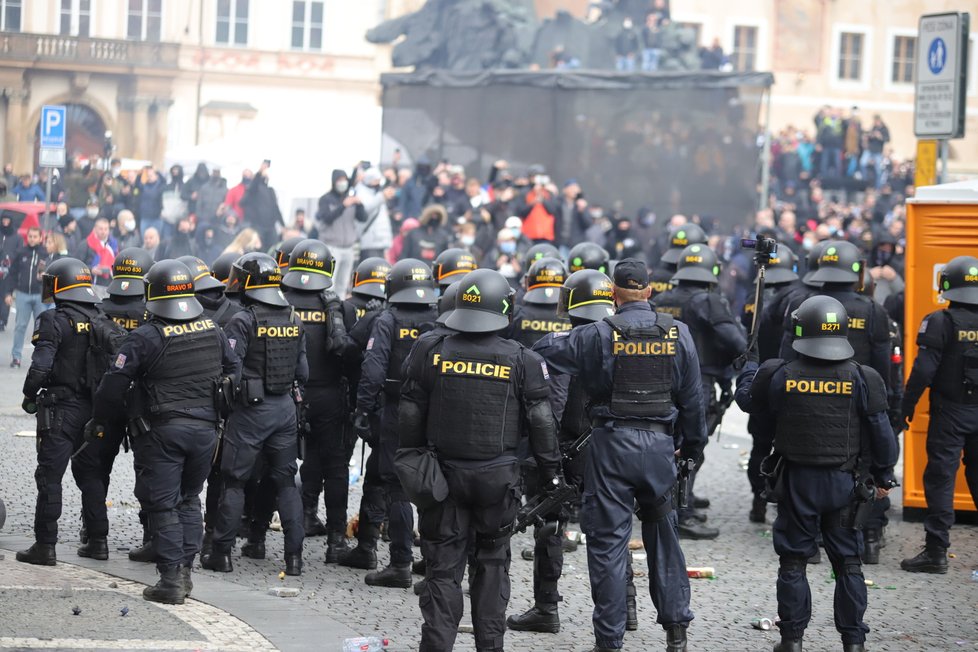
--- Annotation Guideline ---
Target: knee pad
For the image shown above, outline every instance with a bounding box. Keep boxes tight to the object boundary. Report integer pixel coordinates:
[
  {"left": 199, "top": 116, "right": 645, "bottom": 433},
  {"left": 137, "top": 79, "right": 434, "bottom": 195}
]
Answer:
[
  {"left": 147, "top": 510, "right": 180, "bottom": 531},
  {"left": 476, "top": 531, "right": 511, "bottom": 551},
  {"left": 779, "top": 556, "right": 808, "bottom": 575},
  {"left": 841, "top": 556, "right": 862, "bottom": 577},
  {"left": 180, "top": 495, "right": 202, "bottom": 512}
]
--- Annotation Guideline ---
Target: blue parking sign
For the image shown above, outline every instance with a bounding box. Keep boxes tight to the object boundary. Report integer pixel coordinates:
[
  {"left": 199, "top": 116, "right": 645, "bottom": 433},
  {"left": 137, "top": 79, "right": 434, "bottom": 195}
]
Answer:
[{"left": 40, "top": 105, "right": 66, "bottom": 149}]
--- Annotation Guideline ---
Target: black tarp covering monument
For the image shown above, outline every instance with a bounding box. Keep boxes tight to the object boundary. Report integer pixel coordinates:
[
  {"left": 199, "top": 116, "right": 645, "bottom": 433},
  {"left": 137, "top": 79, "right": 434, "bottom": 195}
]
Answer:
[{"left": 380, "top": 70, "right": 774, "bottom": 227}]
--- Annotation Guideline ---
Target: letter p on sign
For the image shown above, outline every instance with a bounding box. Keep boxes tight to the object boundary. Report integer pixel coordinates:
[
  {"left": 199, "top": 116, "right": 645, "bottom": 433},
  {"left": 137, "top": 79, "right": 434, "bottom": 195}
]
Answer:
[{"left": 40, "top": 105, "right": 66, "bottom": 149}]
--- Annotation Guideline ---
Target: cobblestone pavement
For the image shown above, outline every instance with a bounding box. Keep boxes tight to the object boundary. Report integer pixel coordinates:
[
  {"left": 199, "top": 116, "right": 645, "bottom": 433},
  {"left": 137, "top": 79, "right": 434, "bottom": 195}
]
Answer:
[{"left": 0, "top": 327, "right": 977, "bottom": 651}]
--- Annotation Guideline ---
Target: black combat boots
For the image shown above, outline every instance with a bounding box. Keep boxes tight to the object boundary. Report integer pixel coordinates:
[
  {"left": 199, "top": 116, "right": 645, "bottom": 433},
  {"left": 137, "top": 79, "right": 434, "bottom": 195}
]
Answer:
[
  {"left": 77, "top": 537, "right": 109, "bottom": 560},
  {"left": 241, "top": 529, "right": 266, "bottom": 559},
  {"left": 665, "top": 624, "right": 687, "bottom": 651},
  {"left": 338, "top": 522, "right": 379, "bottom": 570},
  {"left": 900, "top": 545, "right": 948, "bottom": 574},
  {"left": 179, "top": 565, "right": 193, "bottom": 598},
  {"left": 862, "top": 528, "right": 881, "bottom": 565},
  {"left": 16, "top": 542, "right": 56, "bottom": 566},
  {"left": 285, "top": 552, "right": 303, "bottom": 576},
  {"left": 324, "top": 531, "right": 351, "bottom": 564},
  {"left": 365, "top": 563, "right": 412, "bottom": 588},
  {"left": 143, "top": 566, "right": 186, "bottom": 604},
  {"left": 201, "top": 546, "right": 233, "bottom": 572},
  {"left": 128, "top": 533, "right": 156, "bottom": 562},
  {"left": 506, "top": 602, "right": 560, "bottom": 633},
  {"left": 842, "top": 644, "right": 865, "bottom": 652},
  {"left": 626, "top": 583, "right": 638, "bottom": 631},
  {"left": 774, "top": 638, "right": 803, "bottom": 652},
  {"left": 303, "top": 507, "right": 328, "bottom": 537},
  {"left": 749, "top": 496, "right": 767, "bottom": 523}
]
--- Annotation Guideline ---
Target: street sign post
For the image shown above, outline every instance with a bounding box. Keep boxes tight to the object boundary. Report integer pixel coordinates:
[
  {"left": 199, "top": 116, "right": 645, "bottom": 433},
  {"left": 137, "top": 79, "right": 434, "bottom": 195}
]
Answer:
[
  {"left": 914, "top": 12, "right": 970, "bottom": 183},
  {"left": 39, "top": 105, "right": 67, "bottom": 220}
]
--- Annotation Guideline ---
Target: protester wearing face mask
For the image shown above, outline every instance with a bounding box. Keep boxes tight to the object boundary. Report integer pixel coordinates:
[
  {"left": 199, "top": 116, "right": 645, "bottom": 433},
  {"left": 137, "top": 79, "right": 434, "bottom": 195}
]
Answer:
[
  {"left": 316, "top": 169, "right": 362, "bottom": 297},
  {"left": 483, "top": 228, "right": 523, "bottom": 287},
  {"left": 868, "top": 232, "right": 904, "bottom": 305},
  {"left": 115, "top": 209, "right": 141, "bottom": 250},
  {"left": 354, "top": 167, "right": 394, "bottom": 261},
  {"left": 504, "top": 216, "right": 533, "bottom": 254},
  {"left": 76, "top": 200, "right": 101, "bottom": 239}
]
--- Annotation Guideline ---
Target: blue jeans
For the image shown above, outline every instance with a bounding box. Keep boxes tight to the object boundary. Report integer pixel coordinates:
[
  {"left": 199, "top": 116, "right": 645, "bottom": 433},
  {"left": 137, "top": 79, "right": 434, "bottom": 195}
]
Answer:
[
  {"left": 615, "top": 56, "right": 636, "bottom": 72},
  {"left": 819, "top": 147, "right": 842, "bottom": 177},
  {"left": 860, "top": 151, "right": 884, "bottom": 187},
  {"left": 12, "top": 291, "right": 48, "bottom": 361},
  {"left": 641, "top": 48, "right": 661, "bottom": 71}
]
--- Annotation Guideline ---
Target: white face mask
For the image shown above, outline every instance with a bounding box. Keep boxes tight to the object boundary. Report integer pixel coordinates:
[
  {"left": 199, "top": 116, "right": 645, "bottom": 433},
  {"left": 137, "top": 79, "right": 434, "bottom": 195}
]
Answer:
[
  {"left": 123, "top": 219, "right": 136, "bottom": 232},
  {"left": 335, "top": 180, "right": 349, "bottom": 194},
  {"left": 86, "top": 207, "right": 99, "bottom": 218},
  {"left": 460, "top": 235, "right": 475, "bottom": 247}
]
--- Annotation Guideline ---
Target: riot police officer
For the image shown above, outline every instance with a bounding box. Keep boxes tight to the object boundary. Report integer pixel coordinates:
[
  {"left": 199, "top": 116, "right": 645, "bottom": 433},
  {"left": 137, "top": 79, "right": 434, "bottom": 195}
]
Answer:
[
  {"left": 210, "top": 252, "right": 239, "bottom": 287},
  {"left": 735, "top": 296, "right": 897, "bottom": 652},
  {"left": 506, "top": 257, "right": 571, "bottom": 347},
  {"left": 533, "top": 258, "right": 707, "bottom": 652},
  {"left": 654, "top": 244, "right": 746, "bottom": 539},
  {"left": 900, "top": 255, "right": 978, "bottom": 574},
  {"left": 399, "top": 268, "right": 561, "bottom": 652},
  {"left": 203, "top": 252, "right": 309, "bottom": 576},
  {"left": 507, "top": 268, "right": 617, "bottom": 635},
  {"left": 650, "top": 223, "right": 707, "bottom": 298},
  {"left": 281, "top": 239, "right": 359, "bottom": 559},
  {"left": 762, "top": 240, "right": 828, "bottom": 342},
  {"left": 567, "top": 242, "right": 610, "bottom": 274},
  {"left": 17, "top": 259, "right": 110, "bottom": 566},
  {"left": 274, "top": 235, "right": 306, "bottom": 269},
  {"left": 433, "top": 248, "right": 477, "bottom": 293},
  {"left": 179, "top": 255, "right": 240, "bottom": 328},
  {"left": 102, "top": 247, "right": 153, "bottom": 330},
  {"left": 348, "top": 257, "right": 391, "bottom": 320},
  {"left": 743, "top": 245, "right": 799, "bottom": 523},
  {"left": 93, "top": 259, "right": 235, "bottom": 603},
  {"left": 350, "top": 258, "right": 437, "bottom": 587},
  {"left": 524, "top": 242, "right": 561, "bottom": 266}
]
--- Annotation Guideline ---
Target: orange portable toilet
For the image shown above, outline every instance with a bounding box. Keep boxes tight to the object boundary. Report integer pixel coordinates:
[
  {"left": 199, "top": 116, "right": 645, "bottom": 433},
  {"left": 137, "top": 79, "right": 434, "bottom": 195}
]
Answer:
[{"left": 904, "top": 180, "right": 978, "bottom": 519}]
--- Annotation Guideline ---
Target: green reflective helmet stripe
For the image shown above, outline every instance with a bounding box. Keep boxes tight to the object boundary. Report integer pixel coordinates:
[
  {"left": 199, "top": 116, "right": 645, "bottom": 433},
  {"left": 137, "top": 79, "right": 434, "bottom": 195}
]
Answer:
[
  {"left": 795, "top": 325, "right": 803, "bottom": 337},
  {"left": 572, "top": 257, "right": 582, "bottom": 267},
  {"left": 502, "top": 298, "right": 510, "bottom": 314},
  {"left": 943, "top": 280, "right": 950, "bottom": 289},
  {"left": 852, "top": 262, "right": 860, "bottom": 272},
  {"left": 466, "top": 284, "right": 480, "bottom": 295},
  {"left": 826, "top": 246, "right": 837, "bottom": 255},
  {"left": 826, "top": 312, "right": 837, "bottom": 323}
]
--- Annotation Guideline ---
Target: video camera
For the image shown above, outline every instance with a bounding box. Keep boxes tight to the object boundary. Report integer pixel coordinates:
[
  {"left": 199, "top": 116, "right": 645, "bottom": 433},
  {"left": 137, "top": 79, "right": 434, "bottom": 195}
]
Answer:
[{"left": 741, "top": 234, "right": 778, "bottom": 265}]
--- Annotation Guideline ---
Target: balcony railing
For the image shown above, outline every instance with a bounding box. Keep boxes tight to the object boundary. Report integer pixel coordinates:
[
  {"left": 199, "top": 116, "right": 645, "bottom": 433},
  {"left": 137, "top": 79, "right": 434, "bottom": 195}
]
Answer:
[{"left": 0, "top": 32, "right": 179, "bottom": 69}]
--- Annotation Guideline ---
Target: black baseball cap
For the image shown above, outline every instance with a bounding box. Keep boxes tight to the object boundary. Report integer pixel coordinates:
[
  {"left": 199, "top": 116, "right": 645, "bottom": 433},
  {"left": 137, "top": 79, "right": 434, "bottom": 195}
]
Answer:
[{"left": 613, "top": 258, "right": 649, "bottom": 290}]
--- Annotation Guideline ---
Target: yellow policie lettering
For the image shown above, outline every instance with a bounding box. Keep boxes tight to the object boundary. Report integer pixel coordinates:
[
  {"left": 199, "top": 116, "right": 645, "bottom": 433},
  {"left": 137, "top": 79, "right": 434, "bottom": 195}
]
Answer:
[
  {"left": 656, "top": 306, "right": 683, "bottom": 318},
  {"left": 958, "top": 330, "right": 978, "bottom": 342},
  {"left": 785, "top": 379, "right": 853, "bottom": 394},
  {"left": 612, "top": 341, "right": 676, "bottom": 356},
  {"left": 257, "top": 325, "right": 299, "bottom": 338},
  {"left": 848, "top": 318, "right": 866, "bottom": 330},
  {"left": 521, "top": 319, "right": 571, "bottom": 332},
  {"left": 162, "top": 319, "right": 216, "bottom": 337},
  {"left": 113, "top": 317, "right": 141, "bottom": 330},
  {"left": 75, "top": 322, "right": 92, "bottom": 333},
  {"left": 439, "top": 359, "right": 512, "bottom": 379},
  {"left": 296, "top": 310, "right": 327, "bottom": 323},
  {"left": 398, "top": 328, "right": 420, "bottom": 339}
]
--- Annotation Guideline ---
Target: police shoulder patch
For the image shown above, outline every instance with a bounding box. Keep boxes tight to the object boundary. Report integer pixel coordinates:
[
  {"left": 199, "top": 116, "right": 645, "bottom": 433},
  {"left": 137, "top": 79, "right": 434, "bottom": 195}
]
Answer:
[
  {"left": 366, "top": 337, "right": 374, "bottom": 351},
  {"left": 228, "top": 338, "right": 236, "bottom": 350},
  {"left": 553, "top": 331, "right": 570, "bottom": 338},
  {"left": 540, "top": 361, "right": 550, "bottom": 380},
  {"left": 918, "top": 317, "right": 929, "bottom": 334},
  {"left": 114, "top": 353, "right": 127, "bottom": 369}
]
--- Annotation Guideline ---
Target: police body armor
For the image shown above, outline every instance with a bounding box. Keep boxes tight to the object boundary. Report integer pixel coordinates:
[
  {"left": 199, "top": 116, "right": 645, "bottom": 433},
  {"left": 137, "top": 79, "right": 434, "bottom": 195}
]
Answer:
[
  {"left": 653, "top": 285, "right": 722, "bottom": 369},
  {"left": 426, "top": 336, "right": 522, "bottom": 460},
  {"left": 200, "top": 295, "right": 240, "bottom": 329},
  {"left": 603, "top": 313, "right": 676, "bottom": 419},
  {"left": 511, "top": 303, "right": 570, "bottom": 348},
  {"left": 48, "top": 304, "right": 97, "bottom": 397},
  {"left": 100, "top": 296, "right": 146, "bottom": 332},
  {"left": 288, "top": 290, "right": 342, "bottom": 387},
  {"left": 775, "top": 358, "right": 861, "bottom": 468},
  {"left": 143, "top": 317, "right": 223, "bottom": 418},
  {"left": 241, "top": 304, "right": 302, "bottom": 395},
  {"left": 560, "top": 377, "right": 590, "bottom": 444},
  {"left": 932, "top": 307, "right": 978, "bottom": 404},
  {"left": 384, "top": 306, "right": 435, "bottom": 397},
  {"left": 837, "top": 293, "right": 874, "bottom": 366}
]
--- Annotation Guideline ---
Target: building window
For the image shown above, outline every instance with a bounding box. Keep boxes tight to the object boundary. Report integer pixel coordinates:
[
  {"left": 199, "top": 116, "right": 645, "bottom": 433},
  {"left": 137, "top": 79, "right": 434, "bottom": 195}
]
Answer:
[
  {"left": 128, "top": 0, "right": 162, "bottom": 41},
  {"left": 216, "top": 0, "right": 248, "bottom": 46},
  {"left": 291, "top": 1, "right": 324, "bottom": 51},
  {"left": 676, "top": 22, "right": 702, "bottom": 48},
  {"left": 731, "top": 25, "right": 757, "bottom": 71},
  {"left": 0, "top": 0, "right": 21, "bottom": 32},
  {"left": 60, "top": 0, "right": 92, "bottom": 37},
  {"left": 891, "top": 35, "right": 915, "bottom": 84},
  {"left": 838, "top": 31, "right": 864, "bottom": 81}
]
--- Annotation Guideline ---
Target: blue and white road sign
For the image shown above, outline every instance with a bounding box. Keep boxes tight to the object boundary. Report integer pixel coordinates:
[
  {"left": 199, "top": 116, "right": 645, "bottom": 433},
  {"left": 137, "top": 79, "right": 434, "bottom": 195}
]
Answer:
[
  {"left": 914, "top": 12, "right": 969, "bottom": 139},
  {"left": 40, "top": 105, "right": 66, "bottom": 149}
]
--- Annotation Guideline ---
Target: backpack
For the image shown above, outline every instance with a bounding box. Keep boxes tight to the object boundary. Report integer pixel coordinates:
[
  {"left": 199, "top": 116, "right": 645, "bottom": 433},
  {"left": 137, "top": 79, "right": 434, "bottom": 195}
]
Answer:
[{"left": 64, "top": 304, "right": 130, "bottom": 400}]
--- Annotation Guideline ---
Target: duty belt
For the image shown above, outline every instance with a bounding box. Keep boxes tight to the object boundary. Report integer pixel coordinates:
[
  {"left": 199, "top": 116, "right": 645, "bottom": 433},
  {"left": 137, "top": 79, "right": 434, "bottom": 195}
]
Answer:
[{"left": 591, "top": 417, "right": 672, "bottom": 434}]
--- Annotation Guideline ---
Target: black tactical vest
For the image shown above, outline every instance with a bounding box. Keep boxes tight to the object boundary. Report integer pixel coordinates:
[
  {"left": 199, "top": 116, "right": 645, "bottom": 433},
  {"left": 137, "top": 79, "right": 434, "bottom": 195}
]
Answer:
[
  {"left": 603, "top": 312, "right": 676, "bottom": 419},
  {"left": 838, "top": 293, "right": 874, "bottom": 366},
  {"left": 775, "top": 359, "right": 861, "bottom": 468},
  {"left": 143, "top": 317, "right": 223, "bottom": 419},
  {"left": 199, "top": 292, "right": 241, "bottom": 329},
  {"left": 649, "top": 265, "right": 674, "bottom": 298},
  {"left": 654, "top": 285, "right": 719, "bottom": 368},
  {"left": 287, "top": 289, "right": 341, "bottom": 387},
  {"left": 50, "top": 304, "right": 97, "bottom": 396},
  {"left": 241, "top": 304, "right": 302, "bottom": 395},
  {"left": 559, "top": 376, "right": 590, "bottom": 443},
  {"left": 511, "top": 303, "right": 571, "bottom": 348},
  {"left": 934, "top": 307, "right": 978, "bottom": 404},
  {"left": 101, "top": 296, "right": 147, "bottom": 332},
  {"left": 426, "top": 336, "right": 522, "bottom": 460},
  {"left": 385, "top": 306, "right": 436, "bottom": 396}
]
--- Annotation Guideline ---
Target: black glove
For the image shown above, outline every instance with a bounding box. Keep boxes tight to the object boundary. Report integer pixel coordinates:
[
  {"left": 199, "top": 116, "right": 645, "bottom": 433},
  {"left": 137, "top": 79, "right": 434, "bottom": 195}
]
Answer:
[
  {"left": 22, "top": 396, "right": 37, "bottom": 415},
  {"left": 322, "top": 289, "right": 342, "bottom": 312},
  {"left": 83, "top": 419, "right": 106, "bottom": 444},
  {"left": 364, "top": 298, "right": 384, "bottom": 313},
  {"left": 746, "top": 342, "right": 759, "bottom": 365},
  {"left": 352, "top": 408, "right": 377, "bottom": 446},
  {"left": 539, "top": 470, "right": 568, "bottom": 496}
]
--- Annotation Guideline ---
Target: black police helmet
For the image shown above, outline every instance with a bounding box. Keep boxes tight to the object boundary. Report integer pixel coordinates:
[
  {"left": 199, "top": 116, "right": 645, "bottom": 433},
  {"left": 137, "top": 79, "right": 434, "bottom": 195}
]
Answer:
[
  {"left": 274, "top": 235, "right": 306, "bottom": 270},
  {"left": 671, "top": 244, "right": 720, "bottom": 285},
  {"left": 145, "top": 260, "right": 204, "bottom": 320},
  {"left": 802, "top": 240, "right": 830, "bottom": 287},
  {"left": 764, "top": 245, "right": 799, "bottom": 285},
  {"left": 107, "top": 247, "right": 154, "bottom": 297},
  {"left": 282, "top": 239, "right": 335, "bottom": 291},
  {"left": 176, "top": 255, "right": 225, "bottom": 292},
  {"left": 230, "top": 252, "right": 289, "bottom": 307},
  {"left": 445, "top": 269, "right": 515, "bottom": 334},
  {"left": 567, "top": 242, "right": 610, "bottom": 274},
  {"left": 809, "top": 240, "right": 863, "bottom": 284},
  {"left": 939, "top": 255, "right": 978, "bottom": 305},
  {"left": 790, "top": 295, "right": 854, "bottom": 361},
  {"left": 661, "top": 223, "right": 707, "bottom": 266},
  {"left": 437, "top": 280, "right": 461, "bottom": 325},
  {"left": 211, "top": 252, "right": 239, "bottom": 288},
  {"left": 524, "top": 257, "right": 567, "bottom": 305},
  {"left": 386, "top": 258, "right": 436, "bottom": 305},
  {"left": 351, "top": 257, "right": 391, "bottom": 299},
  {"left": 557, "top": 269, "right": 615, "bottom": 323},
  {"left": 42, "top": 257, "right": 99, "bottom": 304},
  {"left": 524, "top": 242, "right": 561, "bottom": 266},
  {"left": 433, "top": 248, "right": 477, "bottom": 290}
]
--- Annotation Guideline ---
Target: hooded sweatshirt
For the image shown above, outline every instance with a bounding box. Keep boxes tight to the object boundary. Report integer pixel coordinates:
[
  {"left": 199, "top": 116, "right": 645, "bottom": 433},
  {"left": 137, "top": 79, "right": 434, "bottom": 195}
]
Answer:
[{"left": 315, "top": 169, "right": 362, "bottom": 248}]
